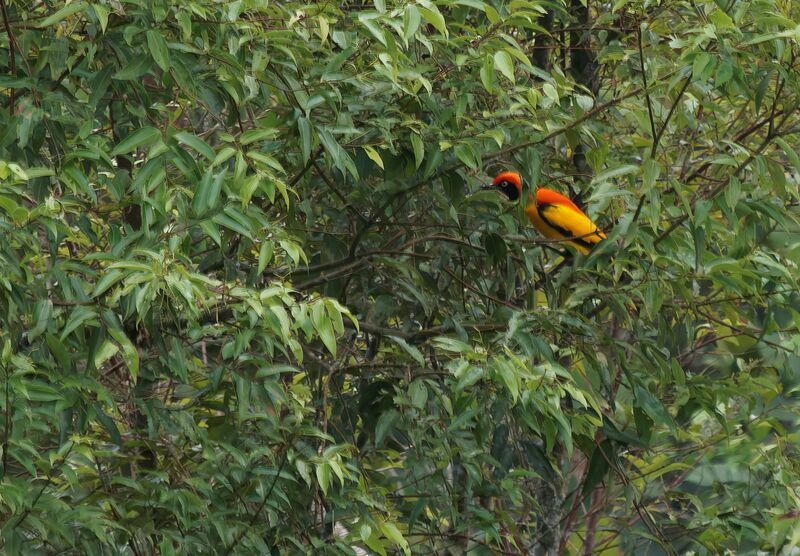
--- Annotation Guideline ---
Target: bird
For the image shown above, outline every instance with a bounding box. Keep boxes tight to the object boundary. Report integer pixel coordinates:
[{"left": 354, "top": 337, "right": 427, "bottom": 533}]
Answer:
[{"left": 486, "top": 170, "right": 606, "bottom": 254}]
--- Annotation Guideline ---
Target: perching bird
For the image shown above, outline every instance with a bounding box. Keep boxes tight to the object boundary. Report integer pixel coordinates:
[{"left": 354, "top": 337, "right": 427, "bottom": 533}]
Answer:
[{"left": 486, "top": 170, "right": 606, "bottom": 254}]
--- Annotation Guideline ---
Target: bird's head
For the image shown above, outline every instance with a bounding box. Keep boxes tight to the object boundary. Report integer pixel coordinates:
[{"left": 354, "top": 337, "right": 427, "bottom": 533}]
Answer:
[{"left": 484, "top": 170, "right": 522, "bottom": 202}]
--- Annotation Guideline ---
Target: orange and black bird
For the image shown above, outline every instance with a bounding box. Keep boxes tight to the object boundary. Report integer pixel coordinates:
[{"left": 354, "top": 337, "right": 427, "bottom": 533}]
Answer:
[{"left": 486, "top": 170, "right": 606, "bottom": 254}]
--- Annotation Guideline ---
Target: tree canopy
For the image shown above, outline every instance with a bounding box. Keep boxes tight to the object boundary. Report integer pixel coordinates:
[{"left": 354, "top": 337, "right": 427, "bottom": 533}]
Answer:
[{"left": 1, "top": 0, "right": 800, "bottom": 553}]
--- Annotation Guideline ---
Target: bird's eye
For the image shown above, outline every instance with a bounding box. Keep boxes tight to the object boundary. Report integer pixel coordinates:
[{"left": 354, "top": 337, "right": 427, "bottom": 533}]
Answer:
[{"left": 500, "top": 181, "right": 508, "bottom": 187}]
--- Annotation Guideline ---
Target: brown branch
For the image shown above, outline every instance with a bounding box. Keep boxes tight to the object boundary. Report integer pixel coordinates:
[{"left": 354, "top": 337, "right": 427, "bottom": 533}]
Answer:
[
  {"left": 292, "top": 257, "right": 370, "bottom": 291},
  {"left": 637, "top": 24, "right": 658, "bottom": 150},
  {"left": 1, "top": 0, "right": 18, "bottom": 109},
  {"left": 581, "top": 488, "right": 604, "bottom": 555}
]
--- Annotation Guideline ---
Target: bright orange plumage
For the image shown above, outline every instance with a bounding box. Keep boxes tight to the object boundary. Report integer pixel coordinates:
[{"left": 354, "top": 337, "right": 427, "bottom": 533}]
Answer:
[{"left": 488, "top": 171, "right": 605, "bottom": 254}]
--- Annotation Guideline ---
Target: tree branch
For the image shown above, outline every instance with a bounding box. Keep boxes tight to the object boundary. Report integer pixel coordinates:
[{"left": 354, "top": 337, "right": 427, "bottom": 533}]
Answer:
[
  {"left": 222, "top": 448, "right": 289, "bottom": 556},
  {"left": 1, "top": 0, "right": 19, "bottom": 109},
  {"left": 637, "top": 24, "right": 657, "bottom": 153},
  {"left": 484, "top": 67, "right": 681, "bottom": 165},
  {"left": 654, "top": 107, "right": 796, "bottom": 247},
  {"left": 652, "top": 73, "right": 692, "bottom": 157}
]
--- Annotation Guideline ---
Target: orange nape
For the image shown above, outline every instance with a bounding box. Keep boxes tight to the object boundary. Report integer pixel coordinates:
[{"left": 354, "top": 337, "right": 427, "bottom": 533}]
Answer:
[{"left": 487, "top": 171, "right": 606, "bottom": 255}]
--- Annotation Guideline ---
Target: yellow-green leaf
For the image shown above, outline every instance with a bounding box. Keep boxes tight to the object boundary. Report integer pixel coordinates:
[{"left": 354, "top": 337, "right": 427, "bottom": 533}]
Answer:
[
  {"left": 494, "top": 51, "right": 515, "bottom": 84},
  {"left": 363, "top": 145, "right": 384, "bottom": 169}
]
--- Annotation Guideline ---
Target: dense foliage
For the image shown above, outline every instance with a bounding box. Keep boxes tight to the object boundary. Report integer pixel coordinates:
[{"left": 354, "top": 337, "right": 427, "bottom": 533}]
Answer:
[{"left": 1, "top": 0, "right": 800, "bottom": 553}]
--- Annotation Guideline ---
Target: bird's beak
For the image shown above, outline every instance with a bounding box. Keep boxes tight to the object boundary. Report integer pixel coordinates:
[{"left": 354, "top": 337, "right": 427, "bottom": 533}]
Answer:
[{"left": 481, "top": 183, "right": 495, "bottom": 191}]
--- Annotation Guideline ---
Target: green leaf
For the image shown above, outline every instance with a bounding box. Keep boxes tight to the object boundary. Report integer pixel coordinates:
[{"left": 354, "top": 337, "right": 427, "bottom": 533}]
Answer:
[
  {"left": 38, "top": 1, "right": 87, "bottom": 27},
  {"left": 312, "top": 302, "right": 337, "bottom": 356},
  {"left": 582, "top": 440, "right": 614, "bottom": 495},
  {"left": 45, "top": 334, "right": 71, "bottom": 371},
  {"left": 247, "top": 151, "right": 284, "bottom": 173},
  {"left": 212, "top": 146, "right": 237, "bottom": 167},
  {"left": 315, "top": 463, "right": 331, "bottom": 495},
  {"left": 363, "top": 145, "right": 384, "bottom": 170},
  {"left": 709, "top": 8, "right": 734, "bottom": 29},
  {"left": 107, "top": 327, "right": 140, "bottom": 383},
  {"left": 692, "top": 52, "right": 713, "bottom": 79},
  {"left": 494, "top": 51, "right": 515, "bottom": 84},
  {"left": 634, "top": 386, "right": 674, "bottom": 429},
  {"left": 93, "top": 340, "right": 119, "bottom": 369},
  {"left": 410, "top": 134, "right": 424, "bottom": 169},
  {"left": 318, "top": 127, "right": 358, "bottom": 179},
  {"left": 755, "top": 70, "right": 773, "bottom": 112},
  {"left": 419, "top": 6, "right": 448, "bottom": 37},
  {"left": 112, "top": 57, "right": 152, "bottom": 81},
  {"left": 213, "top": 208, "right": 253, "bottom": 239},
  {"left": 403, "top": 5, "right": 422, "bottom": 41},
  {"left": 239, "top": 174, "right": 260, "bottom": 207},
  {"left": 642, "top": 159, "right": 660, "bottom": 191},
  {"left": 480, "top": 54, "right": 494, "bottom": 92},
  {"left": 494, "top": 359, "right": 519, "bottom": 404},
  {"left": 542, "top": 83, "right": 559, "bottom": 103},
  {"left": 715, "top": 59, "right": 733, "bottom": 86},
  {"left": 92, "top": 4, "right": 109, "bottom": 33},
  {"left": 93, "top": 403, "right": 122, "bottom": 445},
  {"left": 454, "top": 143, "right": 479, "bottom": 170},
  {"left": 240, "top": 128, "right": 278, "bottom": 145},
  {"left": 27, "top": 300, "right": 52, "bottom": 342},
  {"left": 388, "top": 335, "right": 424, "bottom": 365},
  {"left": 484, "top": 232, "right": 507, "bottom": 264},
  {"left": 593, "top": 164, "right": 639, "bottom": 184},
  {"left": 60, "top": 307, "right": 98, "bottom": 341},
  {"left": 432, "top": 336, "right": 473, "bottom": 353},
  {"left": 21, "top": 381, "right": 64, "bottom": 402},
  {"left": 146, "top": 30, "right": 171, "bottom": 72},
  {"left": 257, "top": 242, "right": 274, "bottom": 274},
  {"left": 379, "top": 522, "right": 410, "bottom": 556},
  {"left": 297, "top": 117, "right": 312, "bottom": 162},
  {"left": 375, "top": 409, "right": 399, "bottom": 447},
  {"left": 408, "top": 380, "right": 427, "bottom": 409},
  {"left": 174, "top": 132, "right": 215, "bottom": 161},
  {"left": 92, "top": 268, "right": 124, "bottom": 297},
  {"left": 111, "top": 127, "right": 161, "bottom": 157}
]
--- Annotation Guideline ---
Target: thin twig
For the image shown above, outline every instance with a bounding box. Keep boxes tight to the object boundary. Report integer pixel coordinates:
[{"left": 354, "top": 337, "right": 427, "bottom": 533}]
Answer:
[
  {"left": 484, "top": 67, "right": 681, "bottom": 164},
  {"left": 654, "top": 107, "right": 796, "bottom": 247},
  {"left": 293, "top": 257, "right": 370, "bottom": 291},
  {"left": 11, "top": 442, "right": 75, "bottom": 531},
  {"left": 346, "top": 318, "right": 506, "bottom": 342},
  {"left": 311, "top": 158, "right": 368, "bottom": 223},
  {"left": 441, "top": 265, "right": 519, "bottom": 309},
  {"left": 652, "top": 73, "right": 692, "bottom": 157},
  {"left": 696, "top": 310, "right": 794, "bottom": 354},
  {"left": 222, "top": 448, "right": 289, "bottom": 556},
  {"left": 637, "top": 24, "right": 657, "bottom": 152}
]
